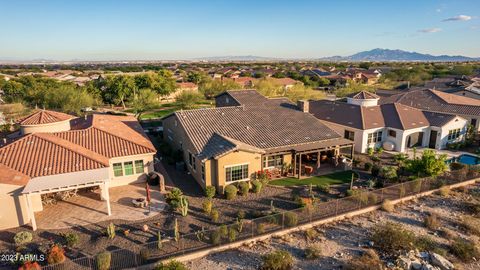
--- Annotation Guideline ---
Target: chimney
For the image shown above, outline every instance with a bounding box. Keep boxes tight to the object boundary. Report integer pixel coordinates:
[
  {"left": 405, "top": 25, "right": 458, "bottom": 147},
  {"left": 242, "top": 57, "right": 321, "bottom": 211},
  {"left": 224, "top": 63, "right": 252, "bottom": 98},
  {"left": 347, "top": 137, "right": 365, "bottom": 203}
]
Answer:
[{"left": 297, "top": 100, "right": 309, "bottom": 113}]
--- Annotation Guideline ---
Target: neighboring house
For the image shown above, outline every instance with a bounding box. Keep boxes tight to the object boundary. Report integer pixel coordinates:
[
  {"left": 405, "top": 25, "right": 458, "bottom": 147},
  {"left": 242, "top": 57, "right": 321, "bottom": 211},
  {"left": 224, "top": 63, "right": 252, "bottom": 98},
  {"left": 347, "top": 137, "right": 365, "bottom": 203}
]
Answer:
[
  {"left": 306, "top": 91, "right": 468, "bottom": 153},
  {"left": 232, "top": 77, "right": 257, "bottom": 88},
  {"left": 380, "top": 89, "right": 480, "bottom": 131},
  {"left": 0, "top": 110, "right": 156, "bottom": 230},
  {"left": 162, "top": 90, "right": 354, "bottom": 192},
  {"left": 271, "top": 78, "right": 303, "bottom": 89}
]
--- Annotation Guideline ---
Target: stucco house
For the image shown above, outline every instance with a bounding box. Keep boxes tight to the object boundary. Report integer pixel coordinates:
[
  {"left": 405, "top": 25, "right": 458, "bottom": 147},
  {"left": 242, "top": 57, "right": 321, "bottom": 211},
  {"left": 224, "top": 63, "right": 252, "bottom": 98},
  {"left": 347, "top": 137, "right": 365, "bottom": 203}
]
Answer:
[
  {"left": 0, "top": 110, "right": 156, "bottom": 230},
  {"left": 306, "top": 91, "right": 468, "bottom": 153},
  {"left": 162, "top": 90, "right": 354, "bottom": 192}
]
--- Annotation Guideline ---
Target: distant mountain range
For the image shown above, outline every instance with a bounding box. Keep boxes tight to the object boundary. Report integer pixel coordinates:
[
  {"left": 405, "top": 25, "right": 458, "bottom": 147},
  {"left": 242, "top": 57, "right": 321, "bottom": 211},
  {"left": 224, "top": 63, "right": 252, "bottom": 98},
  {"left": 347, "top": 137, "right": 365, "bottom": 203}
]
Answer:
[{"left": 318, "top": 48, "right": 480, "bottom": 62}]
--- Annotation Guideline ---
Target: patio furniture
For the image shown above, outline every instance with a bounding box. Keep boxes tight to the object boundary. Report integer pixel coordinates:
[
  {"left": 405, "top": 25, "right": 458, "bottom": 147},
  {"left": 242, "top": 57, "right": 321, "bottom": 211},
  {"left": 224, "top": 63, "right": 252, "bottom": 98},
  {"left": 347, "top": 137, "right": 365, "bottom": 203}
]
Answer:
[
  {"left": 304, "top": 165, "right": 314, "bottom": 175},
  {"left": 132, "top": 198, "right": 147, "bottom": 208}
]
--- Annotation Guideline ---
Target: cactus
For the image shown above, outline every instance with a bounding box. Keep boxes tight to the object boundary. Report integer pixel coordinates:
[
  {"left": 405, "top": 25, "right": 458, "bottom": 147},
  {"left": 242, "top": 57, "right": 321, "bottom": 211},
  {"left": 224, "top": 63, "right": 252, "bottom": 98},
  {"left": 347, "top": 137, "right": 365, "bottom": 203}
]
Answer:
[
  {"left": 179, "top": 196, "right": 189, "bottom": 217},
  {"left": 174, "top": 218, "right": 180, "bottom": 242},
  {"left": 236, "top": 218, "right": 244, "bottom": 233},
  {"left": 106, "top": 222, "right": 115, "bottom": 239},
  {"left": 157, "top": 230, "right": 162, "bottom": 250}
]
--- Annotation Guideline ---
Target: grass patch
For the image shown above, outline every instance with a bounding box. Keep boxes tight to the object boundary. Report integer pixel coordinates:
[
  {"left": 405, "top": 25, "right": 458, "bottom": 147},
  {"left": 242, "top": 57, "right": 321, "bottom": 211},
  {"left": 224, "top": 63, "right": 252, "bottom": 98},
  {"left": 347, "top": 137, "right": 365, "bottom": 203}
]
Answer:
[
  {"left": 140, "top": 108, "right": 177, "bottom": 120},
  {"left": 269, "top": 171, "right": 354, "bottom": 187}
]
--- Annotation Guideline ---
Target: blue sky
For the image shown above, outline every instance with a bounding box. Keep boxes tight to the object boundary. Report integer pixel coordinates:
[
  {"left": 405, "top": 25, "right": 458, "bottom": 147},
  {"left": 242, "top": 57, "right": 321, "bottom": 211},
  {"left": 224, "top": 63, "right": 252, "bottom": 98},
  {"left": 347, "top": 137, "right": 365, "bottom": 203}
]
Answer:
[{"left": 1, "top": 0, "right": 479, "bottom": 60}]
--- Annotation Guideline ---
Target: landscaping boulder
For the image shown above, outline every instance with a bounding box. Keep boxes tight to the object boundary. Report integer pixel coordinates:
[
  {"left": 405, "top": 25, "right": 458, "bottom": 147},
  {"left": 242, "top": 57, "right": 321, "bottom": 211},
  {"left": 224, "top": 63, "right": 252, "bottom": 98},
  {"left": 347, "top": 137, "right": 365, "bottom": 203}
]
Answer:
[
  {"left": 396, "top": 256, "right": 411, "bottom": 270},
  {"left": 429, "top": 253, "right": 454, "bottom": 270}
]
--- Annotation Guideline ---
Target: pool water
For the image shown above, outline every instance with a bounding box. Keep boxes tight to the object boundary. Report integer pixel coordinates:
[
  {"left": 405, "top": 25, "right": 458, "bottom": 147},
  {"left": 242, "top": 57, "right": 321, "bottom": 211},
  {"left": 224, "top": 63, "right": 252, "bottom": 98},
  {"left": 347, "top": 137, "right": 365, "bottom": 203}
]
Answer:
[{"left": 448, "top": 154, "right": 480, "bottom": 165}]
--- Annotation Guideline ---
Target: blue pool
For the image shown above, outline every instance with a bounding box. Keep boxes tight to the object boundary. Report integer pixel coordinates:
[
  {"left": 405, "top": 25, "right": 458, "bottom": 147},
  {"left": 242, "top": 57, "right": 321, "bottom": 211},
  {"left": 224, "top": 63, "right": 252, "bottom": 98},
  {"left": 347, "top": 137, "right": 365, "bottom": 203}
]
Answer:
[{"left": 448, "top": 154, "right": 480, "bottom": 165}]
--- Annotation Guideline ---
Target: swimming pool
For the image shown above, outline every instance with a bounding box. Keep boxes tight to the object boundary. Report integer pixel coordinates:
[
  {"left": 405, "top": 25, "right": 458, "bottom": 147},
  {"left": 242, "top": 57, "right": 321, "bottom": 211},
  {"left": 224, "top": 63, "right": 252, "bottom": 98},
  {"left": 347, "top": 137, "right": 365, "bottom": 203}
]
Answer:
[{"left": 447, "top": 154, "right": 480, "bottom": 165}]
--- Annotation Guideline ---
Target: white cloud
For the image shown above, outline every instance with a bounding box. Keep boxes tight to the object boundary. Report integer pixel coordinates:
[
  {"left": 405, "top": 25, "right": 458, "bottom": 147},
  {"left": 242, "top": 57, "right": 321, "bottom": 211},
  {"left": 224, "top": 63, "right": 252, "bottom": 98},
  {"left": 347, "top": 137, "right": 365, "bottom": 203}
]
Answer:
[
  {"left": 418, "top": 28, "right": 442, "bottom": 33},
  {"left": 442, "top": 15, "right": 472, "bottom": 22}
]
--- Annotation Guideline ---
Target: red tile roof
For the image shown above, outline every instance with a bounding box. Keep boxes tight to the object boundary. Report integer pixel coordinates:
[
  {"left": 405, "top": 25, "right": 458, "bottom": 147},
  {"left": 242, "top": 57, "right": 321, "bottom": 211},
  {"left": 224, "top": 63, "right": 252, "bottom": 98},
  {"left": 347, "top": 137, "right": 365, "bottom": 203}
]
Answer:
[{"left": 19, "top": 110, "right": 73, "bottom": 125}]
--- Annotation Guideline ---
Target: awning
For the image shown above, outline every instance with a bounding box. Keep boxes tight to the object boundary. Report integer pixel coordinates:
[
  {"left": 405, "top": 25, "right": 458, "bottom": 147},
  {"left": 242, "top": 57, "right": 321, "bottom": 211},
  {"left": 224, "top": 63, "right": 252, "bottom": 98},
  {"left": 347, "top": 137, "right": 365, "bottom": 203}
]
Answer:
[
  {"left": 265, "top": 138, "right": 354, "bottom": 154},
  {"left": 22, "top": 168, "right": 110, "bottom": 194}
]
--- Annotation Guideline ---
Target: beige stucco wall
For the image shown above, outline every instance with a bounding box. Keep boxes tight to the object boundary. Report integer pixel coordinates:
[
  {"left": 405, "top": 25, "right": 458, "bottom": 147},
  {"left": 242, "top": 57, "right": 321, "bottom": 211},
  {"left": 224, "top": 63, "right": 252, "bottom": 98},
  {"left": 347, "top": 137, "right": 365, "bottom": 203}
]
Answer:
[
  {"left": 215, "top": 151, "right": 262, "bottom": 192},
  {"left": 108, "top": 153, "right": 154, "bottom": 187},
  {"left": 0, "top": 184, "right": 28, "bottom": 230},
  {"left": 20, "top": 120, "right": 71, "bottom": 135}
]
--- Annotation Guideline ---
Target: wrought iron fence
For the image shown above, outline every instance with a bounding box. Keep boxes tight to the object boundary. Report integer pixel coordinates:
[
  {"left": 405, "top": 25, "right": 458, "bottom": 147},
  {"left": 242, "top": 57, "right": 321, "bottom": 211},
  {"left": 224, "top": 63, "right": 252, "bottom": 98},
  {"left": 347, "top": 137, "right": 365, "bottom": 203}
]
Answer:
[{"left": 38, "top": 167, "right": 480, "bottom": 270}]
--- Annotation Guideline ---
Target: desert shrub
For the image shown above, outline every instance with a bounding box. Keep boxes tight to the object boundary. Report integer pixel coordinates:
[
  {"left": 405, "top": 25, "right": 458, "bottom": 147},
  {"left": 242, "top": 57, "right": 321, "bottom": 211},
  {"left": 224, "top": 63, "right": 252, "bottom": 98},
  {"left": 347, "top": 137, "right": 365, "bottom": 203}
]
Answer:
[
  {"left": 219, "top": 224, "right": 228, "bottom": 238},
  {"left": 96, "top": 251, "right": 111, "bottom": 270},
  {"left": 251, "top": 180, "right": 263, "bottom": 193},
  {"left": 364, "top": 162, "right": 373, "bottom": 171},
  {"left": 450, "top": 162, "right": 466, "bottom": 171},
  {"left": 210, "top": 230, "right": 221, "bottom": 245},
  {"left": 47, "top": 244, "right": 65, "bottom": 264},
  {"left": 317, "top": 183, "right": 330, "bottom": 193},
  {"left": 225, "top": 185, "right": 238, "bottom": 200},
  {"left": 439, "top": 186, "right": 450, "bottom": 197},
  {"left": 205, "top": 186, "right": 216, "bottom": 199},
  {"left": 344, "top": 249, "right": 383, "bottom": 270},
  {"left": 210, "top": 208, "right": 219, "bottom": 222},
  {"left": 305, "top": 228, "right": 318, "bottom": 241},
  {"left": 238, "top": 181, "right": 250, "bottom": 196},
  {"left": 460, "top": 216, "right": 480, "bottom": 236},
  {"left": 371, "top": 165, "right": 380, "bottom": 177},
  {"left": 62, "top": 232, "right": 79, "bottom": 248},
  {"left": 166, "top": 188, "right": 184, "bottom": 209},
  {"left": 371, "top": 222, "right": 415, "bottom": 253},
  {"left": 440, "top": 228, "right": 457, "bottom": 240},
  {"left": 380, "top": 166, "right": 397, "bottom": 180},
  {"left": 14, "top": 231, "right": 33, "bottom": 246},
  {"left": 424, "top": 212, "right": 440, "bottom": 230},
  {"left": 261, "top": 250, "right": 293, "bottom": 270},
  {"left": 228, "top": 227, "right": 237, "bottom": 242},
  {"left": 381, "top": 199, "right": 394, "bottom": 212},
  {"left": 18, "top": 261, "right": 41, "bottom": 270},
  {"left": 368, "top": 193, "right": 378, "bottom": 204},
  {"left": 256, "top": 223, "right": 266, "bottom": 234},
  {"left": 304, "top": 244, "right": 322, "bottom": 259},
  {"left": 451, "top": 238, "right": 480, "bottom": 262},
  {"left": 202, "top": 199, "right": 212, "bottom": 215},
  {"left": 155, "top": 260, "right": 188, "bottom": 270},
  {"left": 237, "top": 210, "right": 246, "bottom": 219},
  {"left": 284, "top": 212, "right": 298, "bottom": 227},
  {"left": 415, "top": 235, "right": 438, "bottom": 251}
]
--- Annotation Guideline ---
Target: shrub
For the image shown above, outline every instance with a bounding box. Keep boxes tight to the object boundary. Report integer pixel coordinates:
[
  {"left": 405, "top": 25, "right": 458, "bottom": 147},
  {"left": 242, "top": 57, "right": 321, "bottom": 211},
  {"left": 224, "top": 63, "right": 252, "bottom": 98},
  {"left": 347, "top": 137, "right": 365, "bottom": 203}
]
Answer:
[
  {"left": 62, "top": 232, "right": 79, "bottom": 248},
  {"left": 451, "top": 238, "right": 480, "bottom": 262},
  {"left": 238, "top": 181, "right": 250, "bottom": 196},
  {"left": 228, "top": 227, "right": 237, "bottom": 242},
  {"left": 440, "top": 228, "right": 456, "bottom": 240},
  {"left": 424, "top": 212, "right": 440, "bottom": 230},
  {"left": 47, "top": 244, "right": 66, "bottom": 265},
  {"left": 237, "top": 210, "right": 246, "bottom": 220},
  {"left": 379, "top": 166, "right": 397, "bottom": 180},
  {"left": 415, "top": 235, "right": 438, "bottom": 251},
  {"left": 284, "top": 212, "right": 298, "bottom": 227},
  {"left": 96, "top": 251, "right": 111, "bottom": 270},
  {"left": 261, "top": 250, "right": 293, "bottom": 270},
  {"left": 210, "top": 230, "right": 221, "bottom": 245},
  {"left": 460, "top": 215, "right": 480, "bottom": 236},
  {"left": 14, "top": 231, "right": 33, "bottom": 246},
  {"left": 344, "top": 249, "right": 383, "bottom": 270},
  {"left": 219, "top": 224, "right": 228, "bottom": 238},
  {"left": 368, "top": 193, "right": 378, "bottom": 204},
  {"left": 305, "top": 228, "right": 318, "bottom": 241},
  {"left": 364, "top": 162, "right": 373, "bottom": 171},
  {"left": 155, "top": 260, "right": 188, "bottom": 270},
  {"left": 18, "top": 261, "right": 41, "bottom": 270},
  {"left": 257, "top": 223, "right": 266, "bottom": 234},
  {"left": 304, "top": 244, "right": 322, "bottom": 259},
  {"left": 381, "top": 199, "right": 394, "bottom": 212},
  {"left": 371, "top": 222, "right": 415, "bottom": 253},
  {"left": 317, "top": 183, "right": 330, "bottom": 193},
  {"left": 204, "top": 186, "right": 216, "bottom": 199},
  {"left": 251, "top": 180, "right": 263, "bottom": 193},
  {"left": 166, "top": 188, "right": 183, "bottom": 210},
  {"left": 439, "top": 186, "right": 450, "bottom": 197},
  {"left": 371, "top": 165, "right": 380, "bottom": 177},
  {"left": 225, "top": 185, "right": 238, "bottom": 200},
  {"left": 210, "top": 209, "right": 219, "bottom": 222},
  {"left": 202, "top": 199, "right": 212, "bottom": 215}
]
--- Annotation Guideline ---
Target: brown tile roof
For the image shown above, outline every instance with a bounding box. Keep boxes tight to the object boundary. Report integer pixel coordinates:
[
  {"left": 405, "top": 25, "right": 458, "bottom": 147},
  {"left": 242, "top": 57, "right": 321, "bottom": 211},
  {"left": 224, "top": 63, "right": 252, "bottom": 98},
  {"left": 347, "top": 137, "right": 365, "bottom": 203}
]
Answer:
[
  {"left": 380, "top": 89, "right": 480, "bottom": 116},
  {"left": 0, "top": 164, "right": 30, "bottom": 186},
  {"left": 19, "top": 110, "right": 73, "bottom": 125},
  {"left": 176, "top": 82, "right": 198, "bottom": 89},
  {"left": 348, "top": 91, "right": 380, "bottom": 99}
]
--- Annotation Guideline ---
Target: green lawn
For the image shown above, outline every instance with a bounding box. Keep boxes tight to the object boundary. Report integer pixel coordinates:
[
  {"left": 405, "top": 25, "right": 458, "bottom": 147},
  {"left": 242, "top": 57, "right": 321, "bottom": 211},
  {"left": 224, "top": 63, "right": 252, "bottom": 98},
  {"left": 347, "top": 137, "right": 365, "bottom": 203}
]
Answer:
[
  {"left": 140, "top": 108, "right": 177, "bottom": 120},
  {"left": 269, "top": 170, "right": 355, "bottom": 186}
]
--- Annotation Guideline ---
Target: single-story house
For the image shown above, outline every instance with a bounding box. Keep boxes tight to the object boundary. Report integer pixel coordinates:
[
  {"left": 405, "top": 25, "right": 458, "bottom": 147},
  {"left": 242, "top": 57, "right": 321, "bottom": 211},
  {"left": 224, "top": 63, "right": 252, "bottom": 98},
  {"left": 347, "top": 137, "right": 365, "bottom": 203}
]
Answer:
[
  {"left": 0, "top": 110, "right": 156, "bottom": 230},
  {"left": 306, "top": 91, "right": 468, "bottom": 153},
  {"left": 162, "top": 90, "right": 354, "bottom": 191}
]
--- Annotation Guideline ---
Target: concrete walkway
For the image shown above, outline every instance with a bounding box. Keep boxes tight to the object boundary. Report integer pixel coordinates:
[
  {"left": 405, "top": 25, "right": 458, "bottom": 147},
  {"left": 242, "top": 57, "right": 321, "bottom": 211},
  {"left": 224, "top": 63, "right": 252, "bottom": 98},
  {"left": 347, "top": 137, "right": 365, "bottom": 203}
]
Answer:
[{"left": 35, "top": 183, "right": 166, "bottom": 230}]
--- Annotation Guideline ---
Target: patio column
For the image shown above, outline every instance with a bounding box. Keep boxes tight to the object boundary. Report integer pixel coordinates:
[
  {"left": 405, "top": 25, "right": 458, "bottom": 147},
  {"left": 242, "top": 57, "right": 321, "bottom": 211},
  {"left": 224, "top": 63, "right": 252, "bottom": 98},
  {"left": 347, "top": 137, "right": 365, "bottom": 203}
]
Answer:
[
  {"left": 317, "top": 151, "right": 321, "bottom": 169},
  {"left": 25, "top": 194, "right": 37, "bottom": 231},
  {"left": 298, "top": 153, "right": 302, "bottom": 179},
  {"left": 103, "top": 182, "right": 112, "bottom": 216}
]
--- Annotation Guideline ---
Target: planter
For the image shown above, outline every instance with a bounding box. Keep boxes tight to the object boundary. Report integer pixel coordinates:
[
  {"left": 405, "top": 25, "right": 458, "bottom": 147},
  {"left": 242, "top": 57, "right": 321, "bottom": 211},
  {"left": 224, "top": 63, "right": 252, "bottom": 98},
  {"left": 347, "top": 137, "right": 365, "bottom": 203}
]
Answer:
[{"left": 132, "top": 198, "right": 147, "bottom": 208}]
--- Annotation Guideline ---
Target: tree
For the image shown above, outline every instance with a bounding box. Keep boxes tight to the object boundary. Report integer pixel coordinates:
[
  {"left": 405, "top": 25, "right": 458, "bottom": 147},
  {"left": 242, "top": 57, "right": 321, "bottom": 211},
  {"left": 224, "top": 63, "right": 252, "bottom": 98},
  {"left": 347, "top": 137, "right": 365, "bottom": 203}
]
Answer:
[
  {"left": 199, "top": 78, "right": 241, "bottom": 99},
  {"left": 103, "top": 75, "right": 137, "bottom": 108},
  {"left": 187, "top": 72, "right": 205, "bottom": 84},
  {"left": 155, "top": 70, "right": 177, "bottom": 97},
  {"left": 176, "top": 91, "right": 203, "bottom": 109},
  {"left": 405, "top": 149, "right": 447, "bottom": 177},
  {"left": 130, "top": 88, "right": 157, "bottom": 118}
]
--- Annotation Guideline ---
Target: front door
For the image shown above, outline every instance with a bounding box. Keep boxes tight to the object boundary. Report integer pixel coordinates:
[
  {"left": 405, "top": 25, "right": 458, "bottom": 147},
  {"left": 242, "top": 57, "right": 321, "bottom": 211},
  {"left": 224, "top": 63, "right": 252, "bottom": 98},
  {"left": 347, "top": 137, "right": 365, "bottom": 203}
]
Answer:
[{"left": 429, "top": 130, "right": 438, "bottom": 149}]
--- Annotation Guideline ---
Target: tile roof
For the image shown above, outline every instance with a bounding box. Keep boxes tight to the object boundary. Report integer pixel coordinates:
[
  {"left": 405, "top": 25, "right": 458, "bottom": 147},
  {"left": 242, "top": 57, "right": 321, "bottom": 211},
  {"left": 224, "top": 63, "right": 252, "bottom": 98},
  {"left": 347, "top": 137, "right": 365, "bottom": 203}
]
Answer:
[
  {"left": 171, "top": 90, "right": 343, "bottom": 157},
  {"left": 380, "top": 89, "right": 480, "bottom": 116},
  {"left": 19, "top": 110, "right": 73, "bottom": 125}
]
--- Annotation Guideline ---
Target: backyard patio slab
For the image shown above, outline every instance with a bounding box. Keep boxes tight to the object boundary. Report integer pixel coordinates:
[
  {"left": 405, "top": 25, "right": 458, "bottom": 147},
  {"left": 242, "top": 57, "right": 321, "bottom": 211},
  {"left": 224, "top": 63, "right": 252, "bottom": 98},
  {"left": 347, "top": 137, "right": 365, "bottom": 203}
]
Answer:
[{"left": 35, "top": 183, "right": 166, "bottom": 230}]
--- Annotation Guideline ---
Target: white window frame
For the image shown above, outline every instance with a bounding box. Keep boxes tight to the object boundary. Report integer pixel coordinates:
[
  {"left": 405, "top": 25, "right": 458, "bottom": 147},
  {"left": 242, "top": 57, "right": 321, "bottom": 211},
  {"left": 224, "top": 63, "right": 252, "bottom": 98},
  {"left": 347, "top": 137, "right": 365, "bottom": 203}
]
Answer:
[
  {"left": 225, "top": 163, "right": 250, "bottom": 183},
  {"left": 367, "top": 131, "right": 383, "bottom": 144},
  {"left": 447, "top": 128, "right": 461, "bottom": 141},
  {"left": 262, "top": 155, "right": 283, "bottom": 169}
]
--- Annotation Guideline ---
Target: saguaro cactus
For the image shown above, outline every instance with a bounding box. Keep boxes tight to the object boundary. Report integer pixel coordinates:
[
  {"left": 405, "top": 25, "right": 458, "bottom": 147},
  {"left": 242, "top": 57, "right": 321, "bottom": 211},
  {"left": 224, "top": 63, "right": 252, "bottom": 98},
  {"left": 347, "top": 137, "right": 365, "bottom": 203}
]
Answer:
[
  {"left": 179, "top": 196, "right": 189, "bottom": 217},
  {"left": 107, "top": 223, "right": 115, "bottom": 239}
]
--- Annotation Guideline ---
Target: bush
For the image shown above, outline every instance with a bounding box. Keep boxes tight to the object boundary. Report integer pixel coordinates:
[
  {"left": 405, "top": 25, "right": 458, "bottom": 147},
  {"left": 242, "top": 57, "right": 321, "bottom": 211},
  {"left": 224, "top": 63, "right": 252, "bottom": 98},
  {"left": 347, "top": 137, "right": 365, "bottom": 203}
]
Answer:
[
  {"left": 368, "top": 193, "right": 378, "bottom": 204},
  {"left": 210, "top": 209, "right": 219, "bottom": 222},
  {"left": 439, "top": 186, "right": 450, "bottom": 197},
  {"left": 219, "top": 224, "right": 228, "bottom": 238},
  {"left": 381, "top": 199, "right": 394, "bottom": 213},
  {"left": 257, "top": 223, "right": 266, "bottom": 234},
  {"left": 18, "top": 261, "right": 41, "bottom": 270},
  {"left": 317, "top": 183, "right": 330, "bottom": 193},
  {"left": 166, "top": 188, "right": 184, "bottom": 209},
  {"left": 202, "top": 199, "right": 212, "bottom": 215},
  {"left": 205, "top": 186, "right": 216, "bottom": 199},
  {"left": 14, "top": 231, "right": 33, "bottom": 246},
  {"left": 379, "top": 166, "right": 397, "bottom": 180},
  {"left": 371, "top": 165, "right": 380, "bottom": 177},
  {"left": 62, "top": 232, "right": 79, "bottom": 248},
  {"left": 251, "top": 180, "right": 263, "bottom": 193},
  {"left": 451, "top": 238, "right": 480, "bottom": 262},
  {"left": 424, "top": 212, "right": 440, "bottom": 230},
  {"left": 371, "top": 223, "right": 415, "bottom": 253},
  {"left": 344, "top": 249, "right": 383, "bottom": 270},
  {"left": 415, "top": 235, "right": 438, "bottom": 251},
  {"left": 305, "top": 228, "right": 318, "bottom": 241},
  {"left": 225, "top": 185, "right": 238, "bottom": 200},
  {"left": 364, "top": 162, "right": 373, "bottom": 171},
  {"left": 237, "top": 210, "right": 246, "bottom": 220},
  {"left": 284, "top": 212, "right": 298, "bottom": 227},
  {"left": 96, "top": 251, "right": 111, "bottom": 270},
  {"left": 304, "top": 244, "right": 322, "bottom": 259},
  {"left": 228, "top": 227, "right": 237, "bottom": 242},
  {"left": 261, "top": 250, "right": 293, "bottom": 270},
  {"left": 460, "top": 216, "right": 480, "bottom": 236},
  {"left": 155, "top": 260, "right": 189, "bottom": 270},
  {"left": 238, "top": 181, "right": 250, "bottom": 196},
  {"left": 47, "top": 245, "right": 66, "bottom": 265},
  {"left": 210, "top": 230, "right": 221, "bottom": 245}
]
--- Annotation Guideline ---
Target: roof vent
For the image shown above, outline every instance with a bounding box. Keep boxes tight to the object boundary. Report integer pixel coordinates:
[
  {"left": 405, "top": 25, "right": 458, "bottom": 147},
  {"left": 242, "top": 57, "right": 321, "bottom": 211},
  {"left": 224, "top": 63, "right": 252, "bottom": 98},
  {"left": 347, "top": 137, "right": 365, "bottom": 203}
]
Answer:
[
  {"left": 305, "top": 136, "right": 310, "bottom": 139},
  {"left": 246, "top": 126, "right": 250, "bottom": 130},
  {"left": 221, "top": 112, "right": 225, "bottom": 116}
]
